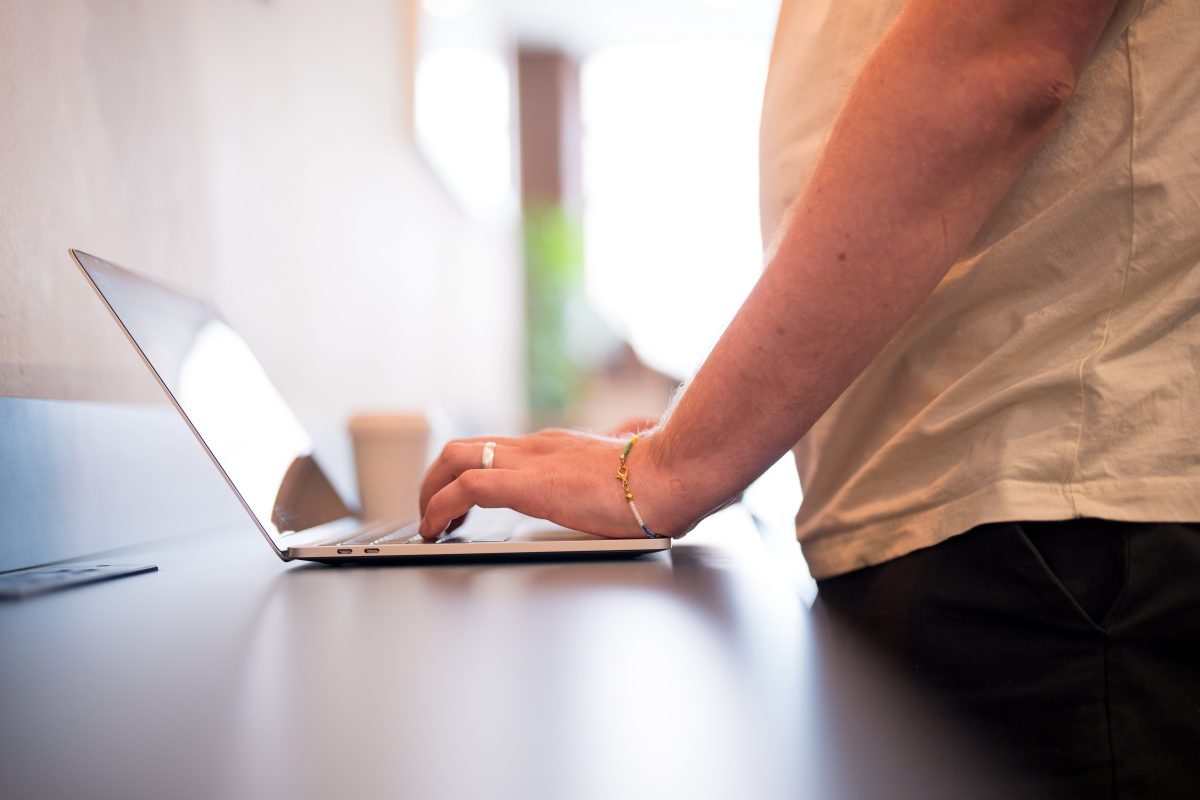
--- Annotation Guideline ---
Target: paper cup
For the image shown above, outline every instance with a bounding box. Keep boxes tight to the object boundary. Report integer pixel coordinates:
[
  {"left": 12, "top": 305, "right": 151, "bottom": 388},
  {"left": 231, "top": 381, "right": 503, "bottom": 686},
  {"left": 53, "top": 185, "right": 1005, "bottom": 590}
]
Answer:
[{"left": 348, "top": 412, "right": 431, "bottom": 523}]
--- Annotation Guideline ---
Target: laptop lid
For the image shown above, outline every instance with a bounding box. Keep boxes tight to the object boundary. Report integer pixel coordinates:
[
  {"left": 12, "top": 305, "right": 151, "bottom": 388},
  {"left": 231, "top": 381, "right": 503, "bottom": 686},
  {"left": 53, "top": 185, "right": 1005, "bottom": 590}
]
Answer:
[{"left": 71, "top": 250, "right": 354, "bottom": 558}]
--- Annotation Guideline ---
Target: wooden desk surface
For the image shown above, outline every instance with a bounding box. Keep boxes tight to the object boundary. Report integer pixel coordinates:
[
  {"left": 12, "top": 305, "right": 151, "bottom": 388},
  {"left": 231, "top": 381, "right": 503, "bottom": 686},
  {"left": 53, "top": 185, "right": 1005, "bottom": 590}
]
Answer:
[{"left": 0, "top": 509, "right": 1014, "bottom": 799}]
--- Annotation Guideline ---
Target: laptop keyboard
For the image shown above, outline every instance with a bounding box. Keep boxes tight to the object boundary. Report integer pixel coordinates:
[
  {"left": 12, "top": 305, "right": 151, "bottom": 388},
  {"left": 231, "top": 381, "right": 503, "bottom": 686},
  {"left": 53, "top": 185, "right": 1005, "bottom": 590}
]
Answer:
[
  {"left": 370, "top": 523, "right": 425, "bottom": 545},
  {"left": 335, "top": 512, "right": 522, "bottom": 547},
  {"left": 335, "top": 521, "right": 422, "bottom": 546}
]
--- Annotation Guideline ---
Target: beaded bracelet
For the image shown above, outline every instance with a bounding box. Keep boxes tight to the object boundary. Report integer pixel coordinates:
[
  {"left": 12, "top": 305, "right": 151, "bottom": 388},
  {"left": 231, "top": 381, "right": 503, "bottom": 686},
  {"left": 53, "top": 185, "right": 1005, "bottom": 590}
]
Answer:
[{"left": 616, "top": 435, "right": 663, "bottom": 539}]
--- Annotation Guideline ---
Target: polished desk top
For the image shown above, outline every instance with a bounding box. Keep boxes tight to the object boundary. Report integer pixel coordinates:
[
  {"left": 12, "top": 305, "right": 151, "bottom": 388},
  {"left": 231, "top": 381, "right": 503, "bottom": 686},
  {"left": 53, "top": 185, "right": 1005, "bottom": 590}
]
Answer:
[{"left": 1, "top": 509, "right": 1014, "bottom": 799}]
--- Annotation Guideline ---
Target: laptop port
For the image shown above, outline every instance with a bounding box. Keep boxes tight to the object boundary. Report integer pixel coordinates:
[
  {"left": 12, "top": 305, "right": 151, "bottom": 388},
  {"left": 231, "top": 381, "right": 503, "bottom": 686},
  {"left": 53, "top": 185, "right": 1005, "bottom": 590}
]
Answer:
[
  {"left": 364, "top": 547, "right": 380, "bottom": 554},
  {"left": 336, "top": 548, "right": 352, "bottom": 555}
]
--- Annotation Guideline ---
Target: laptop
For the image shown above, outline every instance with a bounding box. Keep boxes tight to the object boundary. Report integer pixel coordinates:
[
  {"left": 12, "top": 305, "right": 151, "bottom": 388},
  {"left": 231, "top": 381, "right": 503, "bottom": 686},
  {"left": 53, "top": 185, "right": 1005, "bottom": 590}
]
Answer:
[{"left": 71, "top": 249, "right": 670, "bottom": 564}]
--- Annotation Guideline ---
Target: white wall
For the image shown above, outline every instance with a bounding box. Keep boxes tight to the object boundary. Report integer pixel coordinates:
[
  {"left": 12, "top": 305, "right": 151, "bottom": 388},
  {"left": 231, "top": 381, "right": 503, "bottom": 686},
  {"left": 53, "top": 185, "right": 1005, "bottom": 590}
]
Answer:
[{"left": 0, "top": 0, "right": 524, "bottom": 436}]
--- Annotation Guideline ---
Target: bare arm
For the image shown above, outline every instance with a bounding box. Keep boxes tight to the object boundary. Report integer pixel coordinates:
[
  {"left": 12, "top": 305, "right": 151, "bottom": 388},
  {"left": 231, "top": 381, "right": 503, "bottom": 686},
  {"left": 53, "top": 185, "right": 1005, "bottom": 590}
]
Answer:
[
  {"left": 417, "top": 0, "right": 1120, "bottom": 540},
  {"left": 636, "top": 0, "right": 1121, "bottom": 534}
]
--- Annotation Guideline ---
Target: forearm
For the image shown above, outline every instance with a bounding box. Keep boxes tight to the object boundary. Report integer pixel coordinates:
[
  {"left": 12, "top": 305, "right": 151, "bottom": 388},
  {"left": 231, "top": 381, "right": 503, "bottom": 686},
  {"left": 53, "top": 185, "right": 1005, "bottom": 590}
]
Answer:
[{"left": 643, "top": 0, "right": 1118, "bottom": 533}]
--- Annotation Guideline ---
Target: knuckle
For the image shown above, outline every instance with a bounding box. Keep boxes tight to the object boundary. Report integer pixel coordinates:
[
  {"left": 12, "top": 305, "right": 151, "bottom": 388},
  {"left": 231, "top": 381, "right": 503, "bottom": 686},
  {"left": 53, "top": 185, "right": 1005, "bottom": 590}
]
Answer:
[
  {"left": 435, "top": 441, "right": 459, "bottom": 464},
  {"left": 458, "top": 469, "right": 485, "bottom": 494}
]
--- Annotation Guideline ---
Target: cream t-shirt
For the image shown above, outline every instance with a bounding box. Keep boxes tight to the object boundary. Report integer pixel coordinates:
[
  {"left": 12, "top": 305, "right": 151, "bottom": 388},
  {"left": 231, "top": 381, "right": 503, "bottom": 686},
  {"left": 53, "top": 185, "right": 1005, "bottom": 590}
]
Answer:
[{"left": 759, "top": 0, "right": 1200, "bottom": 579}]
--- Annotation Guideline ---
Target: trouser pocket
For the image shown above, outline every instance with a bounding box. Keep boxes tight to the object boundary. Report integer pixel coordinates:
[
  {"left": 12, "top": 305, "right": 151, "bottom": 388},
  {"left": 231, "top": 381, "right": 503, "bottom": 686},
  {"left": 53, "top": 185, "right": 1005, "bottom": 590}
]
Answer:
[{"left": 1017, "top": 518, "right": 1128, "bottom": 630}]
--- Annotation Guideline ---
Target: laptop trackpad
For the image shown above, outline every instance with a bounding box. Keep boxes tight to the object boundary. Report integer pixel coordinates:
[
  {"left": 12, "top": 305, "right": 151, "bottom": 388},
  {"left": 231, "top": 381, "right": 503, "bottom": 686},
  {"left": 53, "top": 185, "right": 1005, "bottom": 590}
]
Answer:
[
  {"left": 447, "top": 508, "right": 603, "bottom": 543},
  {"left": 507, "top": 524, "right": 604, "bottom": 542}
]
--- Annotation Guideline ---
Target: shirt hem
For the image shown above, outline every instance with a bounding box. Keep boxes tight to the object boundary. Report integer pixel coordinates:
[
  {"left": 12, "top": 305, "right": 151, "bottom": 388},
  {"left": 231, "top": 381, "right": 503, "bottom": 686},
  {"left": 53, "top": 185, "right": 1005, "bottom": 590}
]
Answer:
[{"left": 799, "top": 477, "right": 1200, "bottom": 580}]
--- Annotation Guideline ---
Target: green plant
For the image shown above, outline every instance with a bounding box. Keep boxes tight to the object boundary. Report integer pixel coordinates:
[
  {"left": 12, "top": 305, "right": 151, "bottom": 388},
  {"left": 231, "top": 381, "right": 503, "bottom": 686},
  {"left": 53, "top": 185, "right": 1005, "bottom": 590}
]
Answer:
[{"left": 523, "top": 204, "right": 585, "bottom": 424}]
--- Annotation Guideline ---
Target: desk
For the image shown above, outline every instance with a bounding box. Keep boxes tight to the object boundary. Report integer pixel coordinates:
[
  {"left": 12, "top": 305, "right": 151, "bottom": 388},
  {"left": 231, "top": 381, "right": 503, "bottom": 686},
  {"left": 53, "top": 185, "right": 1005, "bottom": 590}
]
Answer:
[{"left": 1, "top": 509, "right": 1014, "bottom": 799}]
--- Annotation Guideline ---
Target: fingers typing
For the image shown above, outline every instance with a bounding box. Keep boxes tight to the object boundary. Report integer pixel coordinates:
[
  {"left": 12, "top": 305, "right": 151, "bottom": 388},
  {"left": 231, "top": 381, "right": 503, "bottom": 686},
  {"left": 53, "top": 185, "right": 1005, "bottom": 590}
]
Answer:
[{"left": 419, "top": 468, "right": 530, "bottom": 539}]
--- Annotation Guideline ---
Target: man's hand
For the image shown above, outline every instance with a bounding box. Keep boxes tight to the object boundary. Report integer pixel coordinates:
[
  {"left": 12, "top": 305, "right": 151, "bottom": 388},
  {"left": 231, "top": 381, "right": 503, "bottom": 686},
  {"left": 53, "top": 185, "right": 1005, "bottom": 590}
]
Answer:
[{"left": 416, "top": 429, "right": 701, "bottom": 541}]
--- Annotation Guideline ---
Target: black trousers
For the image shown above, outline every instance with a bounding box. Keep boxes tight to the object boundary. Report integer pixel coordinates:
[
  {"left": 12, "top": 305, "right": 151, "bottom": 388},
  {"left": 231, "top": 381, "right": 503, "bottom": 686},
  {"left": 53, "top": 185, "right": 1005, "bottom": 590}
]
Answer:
[{"left": 815, "top": 519, "right": 1200, "bottom": 799}]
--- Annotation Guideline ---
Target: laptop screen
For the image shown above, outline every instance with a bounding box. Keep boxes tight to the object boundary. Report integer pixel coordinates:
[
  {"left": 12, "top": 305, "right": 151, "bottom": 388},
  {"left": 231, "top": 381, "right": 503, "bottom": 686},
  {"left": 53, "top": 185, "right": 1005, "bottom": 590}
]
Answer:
[{"left": 73, "top": 250, "right": 353, "bottom": 550}]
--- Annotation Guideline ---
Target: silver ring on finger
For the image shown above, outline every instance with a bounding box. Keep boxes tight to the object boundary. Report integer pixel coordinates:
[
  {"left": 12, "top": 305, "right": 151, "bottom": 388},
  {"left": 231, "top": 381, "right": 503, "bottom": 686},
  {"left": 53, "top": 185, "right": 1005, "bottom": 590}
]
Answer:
[{"left": 480, "top": 441, "right": 497, "bottom": 470}]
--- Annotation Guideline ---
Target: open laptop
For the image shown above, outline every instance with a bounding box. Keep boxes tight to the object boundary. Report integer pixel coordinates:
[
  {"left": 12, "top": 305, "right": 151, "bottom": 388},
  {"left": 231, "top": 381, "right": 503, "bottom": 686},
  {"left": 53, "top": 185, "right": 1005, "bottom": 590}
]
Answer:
[{"left": 70, "top": 249, "right": 670, "bottom": 564}]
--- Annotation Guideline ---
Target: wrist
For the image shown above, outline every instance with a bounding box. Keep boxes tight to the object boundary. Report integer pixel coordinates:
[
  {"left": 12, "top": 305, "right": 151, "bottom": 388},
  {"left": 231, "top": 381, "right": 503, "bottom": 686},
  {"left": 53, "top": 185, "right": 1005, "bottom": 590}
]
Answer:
[{"left": 623, "top": 431, "right": 712, "bottom": 538}]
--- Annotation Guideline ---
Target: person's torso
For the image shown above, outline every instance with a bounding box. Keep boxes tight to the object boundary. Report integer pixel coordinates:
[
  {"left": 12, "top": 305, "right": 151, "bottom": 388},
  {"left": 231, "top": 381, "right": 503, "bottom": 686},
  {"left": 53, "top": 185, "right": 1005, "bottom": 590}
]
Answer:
[{"left": 759, "top": 0, "right": 1200, "bottom": 579}]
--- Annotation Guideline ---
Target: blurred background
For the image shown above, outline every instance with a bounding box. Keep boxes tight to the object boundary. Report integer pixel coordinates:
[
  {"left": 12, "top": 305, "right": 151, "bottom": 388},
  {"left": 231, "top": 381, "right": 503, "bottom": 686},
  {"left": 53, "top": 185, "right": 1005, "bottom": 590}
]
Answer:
[{"left": 1, "top": 0, "right": 801, "bottom": 577}]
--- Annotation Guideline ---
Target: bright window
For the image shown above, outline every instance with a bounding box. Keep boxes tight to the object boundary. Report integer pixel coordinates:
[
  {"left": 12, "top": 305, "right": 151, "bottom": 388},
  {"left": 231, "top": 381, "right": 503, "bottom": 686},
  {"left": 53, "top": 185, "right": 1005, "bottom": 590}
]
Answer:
[{"left": 581, "top": 42, "right": 768, "bottom": 379}]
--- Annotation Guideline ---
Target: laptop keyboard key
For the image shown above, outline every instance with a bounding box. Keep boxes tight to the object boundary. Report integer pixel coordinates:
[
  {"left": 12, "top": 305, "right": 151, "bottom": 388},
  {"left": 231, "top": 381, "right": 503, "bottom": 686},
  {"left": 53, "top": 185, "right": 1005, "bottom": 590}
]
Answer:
[{"left": 371, "top": 521, "right": 423, "bottom": 545}]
